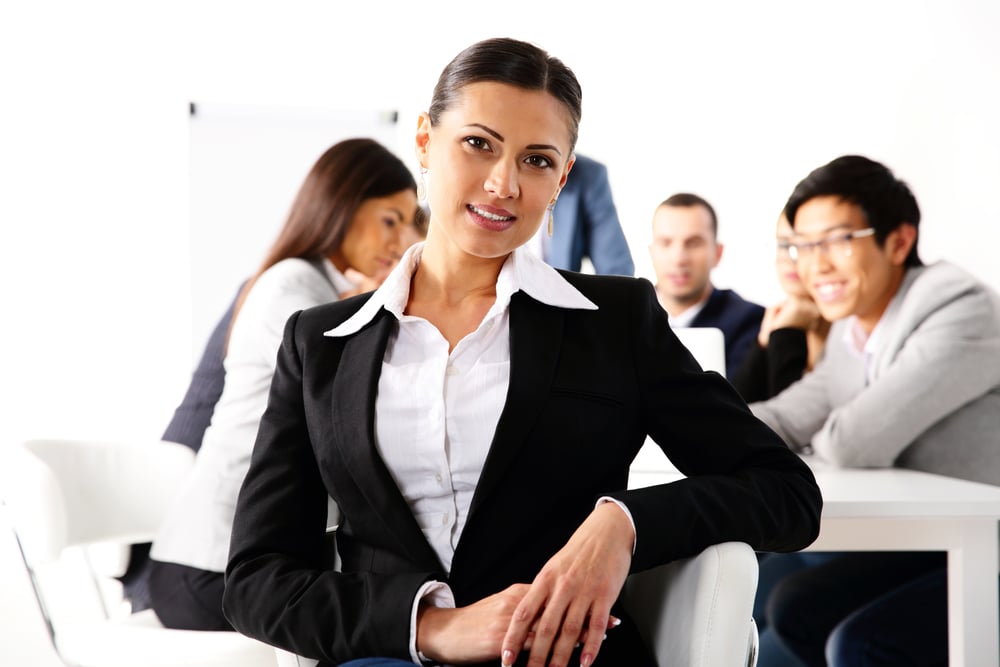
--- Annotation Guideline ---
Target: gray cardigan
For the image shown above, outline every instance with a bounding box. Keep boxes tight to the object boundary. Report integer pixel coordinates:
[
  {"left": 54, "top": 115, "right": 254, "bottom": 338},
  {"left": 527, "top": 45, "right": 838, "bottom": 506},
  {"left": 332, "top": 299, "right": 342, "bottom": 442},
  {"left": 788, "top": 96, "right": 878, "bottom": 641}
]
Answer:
[{"left": 751, "top": 261, "right": 1000, "bottom": 486}]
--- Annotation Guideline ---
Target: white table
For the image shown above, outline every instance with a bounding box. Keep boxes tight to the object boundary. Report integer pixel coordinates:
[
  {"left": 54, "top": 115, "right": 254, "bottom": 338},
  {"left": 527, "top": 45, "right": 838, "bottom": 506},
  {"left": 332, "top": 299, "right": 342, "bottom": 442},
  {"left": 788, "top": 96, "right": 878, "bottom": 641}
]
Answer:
[{"left": 629, "top": 458, "right": 1000, "bottom": 667}]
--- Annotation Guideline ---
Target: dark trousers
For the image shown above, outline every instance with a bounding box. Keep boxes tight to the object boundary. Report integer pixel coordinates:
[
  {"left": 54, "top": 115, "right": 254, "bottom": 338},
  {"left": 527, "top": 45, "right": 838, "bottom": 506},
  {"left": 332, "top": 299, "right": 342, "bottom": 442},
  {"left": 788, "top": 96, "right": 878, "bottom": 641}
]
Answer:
[
  {"left": 148, "top": 558, "right": 232, "bottom": 631},
  {"left": 766, "top": 552, "right": 946, "bottom": 666}
]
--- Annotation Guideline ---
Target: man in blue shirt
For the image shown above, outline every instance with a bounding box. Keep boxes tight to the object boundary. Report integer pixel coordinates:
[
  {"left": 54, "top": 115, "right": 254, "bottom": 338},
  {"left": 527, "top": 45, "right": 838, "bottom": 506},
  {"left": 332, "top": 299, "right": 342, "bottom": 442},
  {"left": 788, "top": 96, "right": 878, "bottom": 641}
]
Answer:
[{"left": 532, "top": 154, "right": 634, "bottom": 276}]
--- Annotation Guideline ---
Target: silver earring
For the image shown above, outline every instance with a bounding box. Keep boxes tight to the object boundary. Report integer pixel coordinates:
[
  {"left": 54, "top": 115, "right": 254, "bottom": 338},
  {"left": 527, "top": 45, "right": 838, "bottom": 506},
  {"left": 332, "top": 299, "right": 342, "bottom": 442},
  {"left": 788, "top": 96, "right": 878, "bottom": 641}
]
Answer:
[
  {"left": 547, "top": 202, "right": 555, "bottom": 237},
  {"left": 417, "top": 168, "right": 428, "bottom": 201}
]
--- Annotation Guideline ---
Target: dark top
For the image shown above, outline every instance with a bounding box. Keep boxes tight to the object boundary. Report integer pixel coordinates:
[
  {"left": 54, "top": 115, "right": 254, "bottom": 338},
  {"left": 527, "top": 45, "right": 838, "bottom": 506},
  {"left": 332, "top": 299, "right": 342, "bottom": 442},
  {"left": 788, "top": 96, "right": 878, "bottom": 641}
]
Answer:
[
  {"left": 689, "top": 288, "right": 765, "bottom": 378},
  {"left": 161, "top": 285, "right": 242, "bottom": 451},
  {"left": 731, "top": 328, "right": 809, "bottom": 403}
]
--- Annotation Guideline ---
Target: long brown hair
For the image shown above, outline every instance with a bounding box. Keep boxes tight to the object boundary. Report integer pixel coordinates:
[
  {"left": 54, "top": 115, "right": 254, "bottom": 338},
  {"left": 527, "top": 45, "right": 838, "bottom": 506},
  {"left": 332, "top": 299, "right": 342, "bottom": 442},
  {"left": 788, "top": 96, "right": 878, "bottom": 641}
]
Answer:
[{"left": 230, "top": 138, "right": 416, "bottom": 336}]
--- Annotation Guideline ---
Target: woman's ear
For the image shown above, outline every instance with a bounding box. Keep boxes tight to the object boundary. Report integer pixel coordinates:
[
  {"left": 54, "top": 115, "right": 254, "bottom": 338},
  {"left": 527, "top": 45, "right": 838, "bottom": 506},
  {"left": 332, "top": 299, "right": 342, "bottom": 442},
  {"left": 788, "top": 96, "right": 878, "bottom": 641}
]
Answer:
[
  {"left": 559, "top": 153, "right": 576, "bottom": 190},
  {"left": 415, "top": 113, "right": 432, "bottom": 169}
]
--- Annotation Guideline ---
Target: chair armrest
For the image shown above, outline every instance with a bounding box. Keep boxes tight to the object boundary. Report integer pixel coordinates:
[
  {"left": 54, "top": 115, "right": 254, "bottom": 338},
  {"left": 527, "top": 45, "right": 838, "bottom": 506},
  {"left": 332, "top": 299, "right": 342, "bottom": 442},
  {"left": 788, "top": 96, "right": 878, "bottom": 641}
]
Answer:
[
  {"left": 274, "top": 647, "right": 319, "bottom": 667},
  {"left": 622, "top": 542, "right": 759, "bottom": 667}
]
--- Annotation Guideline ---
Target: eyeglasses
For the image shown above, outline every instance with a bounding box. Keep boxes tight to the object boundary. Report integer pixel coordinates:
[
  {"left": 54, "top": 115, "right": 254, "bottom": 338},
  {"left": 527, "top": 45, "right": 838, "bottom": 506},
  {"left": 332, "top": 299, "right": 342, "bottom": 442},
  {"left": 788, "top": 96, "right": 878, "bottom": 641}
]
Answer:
[{"left": 786, "top": 227, "right": 876, "bottom": 263}]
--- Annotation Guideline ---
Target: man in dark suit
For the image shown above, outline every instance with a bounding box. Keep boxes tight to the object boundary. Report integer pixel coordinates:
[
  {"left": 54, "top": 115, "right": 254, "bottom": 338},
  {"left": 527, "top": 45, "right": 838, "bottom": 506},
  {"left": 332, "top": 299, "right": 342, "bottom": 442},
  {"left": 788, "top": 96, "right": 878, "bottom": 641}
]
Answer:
[{"left": 648, "top": 193, "right": 764, "bottom": 377}]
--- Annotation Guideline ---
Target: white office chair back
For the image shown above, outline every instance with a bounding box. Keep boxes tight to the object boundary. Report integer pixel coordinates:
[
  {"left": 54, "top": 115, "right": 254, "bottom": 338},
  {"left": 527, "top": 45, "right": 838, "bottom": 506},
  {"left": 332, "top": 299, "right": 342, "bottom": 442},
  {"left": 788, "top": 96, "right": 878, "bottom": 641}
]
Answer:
[
  {"left": 673, "top": 327, "right": 726, "bottom": 377},
  {"left": 623, "top": 541, "right": 759, "bottom": 667},
  {"left": 3, "top": 438, "right": 195, "bottom": 565},
  {"left": 1, "top": 438, "right": 277, "bottom": 667}
]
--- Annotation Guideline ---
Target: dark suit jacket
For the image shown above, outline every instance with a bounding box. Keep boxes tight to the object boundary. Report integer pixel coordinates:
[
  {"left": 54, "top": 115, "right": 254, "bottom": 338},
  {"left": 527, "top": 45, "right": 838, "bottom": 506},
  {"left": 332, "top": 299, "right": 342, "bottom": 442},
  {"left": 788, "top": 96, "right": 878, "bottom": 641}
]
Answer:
[
  {"left": 548, "top": 155, "right": 634, "bottom": 276},
  {"left": 223, "top": 273, "right": 821, "bottom": 666},
  {"left": 690, "top": 287, "right": 765, "bottom": 378}
]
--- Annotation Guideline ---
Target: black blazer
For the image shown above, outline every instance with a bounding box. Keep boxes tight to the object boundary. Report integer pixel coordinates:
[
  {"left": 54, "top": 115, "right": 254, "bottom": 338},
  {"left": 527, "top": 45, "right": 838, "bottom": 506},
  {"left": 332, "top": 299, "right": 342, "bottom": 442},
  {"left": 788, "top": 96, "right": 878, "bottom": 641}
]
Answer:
[{"left": 224, "top": 273, "right": 821, "bottom": 667}]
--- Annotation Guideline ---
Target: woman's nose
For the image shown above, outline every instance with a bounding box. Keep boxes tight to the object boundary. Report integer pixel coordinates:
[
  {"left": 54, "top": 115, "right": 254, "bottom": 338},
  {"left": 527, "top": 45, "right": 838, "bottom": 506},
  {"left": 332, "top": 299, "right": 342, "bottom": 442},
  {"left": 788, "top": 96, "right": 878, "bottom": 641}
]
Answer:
[{"left": 484, "top": 160, "right": 519, "bottom": 199}]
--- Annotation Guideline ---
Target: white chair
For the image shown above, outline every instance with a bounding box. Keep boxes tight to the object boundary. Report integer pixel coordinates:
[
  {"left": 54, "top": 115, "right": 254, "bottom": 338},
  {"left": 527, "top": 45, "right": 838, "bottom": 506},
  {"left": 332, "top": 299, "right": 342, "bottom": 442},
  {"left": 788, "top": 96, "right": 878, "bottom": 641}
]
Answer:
[
  {"left": 673, "top": 326, "right": 727, "bottom": 377},
  {"left": 274, "top": 541, "right": 758, "bottom": 667},
  {"left": 0, "top": 438, "right": 277, "bottom": 667},
  {"left": 623, "top": 541, "right": 759, "bottom": 667}
]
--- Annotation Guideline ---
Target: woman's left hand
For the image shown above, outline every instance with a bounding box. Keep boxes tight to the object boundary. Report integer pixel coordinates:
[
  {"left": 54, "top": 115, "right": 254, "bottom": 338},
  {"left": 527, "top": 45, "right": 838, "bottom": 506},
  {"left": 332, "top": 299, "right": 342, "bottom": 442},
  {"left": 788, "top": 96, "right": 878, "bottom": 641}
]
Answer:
[{"left": 500, "top": 502, "right": 634, "bottom": 667}]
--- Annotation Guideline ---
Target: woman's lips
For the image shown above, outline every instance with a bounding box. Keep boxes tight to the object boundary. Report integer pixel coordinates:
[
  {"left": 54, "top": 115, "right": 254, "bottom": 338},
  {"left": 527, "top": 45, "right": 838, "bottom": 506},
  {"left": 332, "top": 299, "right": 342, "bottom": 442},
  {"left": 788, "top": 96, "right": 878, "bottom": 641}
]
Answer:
[{"left": 467, "top": 204, "right": 516, "bottom": 232}]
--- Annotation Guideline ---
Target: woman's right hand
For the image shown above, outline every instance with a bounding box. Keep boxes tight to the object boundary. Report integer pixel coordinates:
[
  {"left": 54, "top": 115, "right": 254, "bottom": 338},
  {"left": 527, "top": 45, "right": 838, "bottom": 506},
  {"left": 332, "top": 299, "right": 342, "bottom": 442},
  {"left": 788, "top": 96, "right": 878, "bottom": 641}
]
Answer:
[
  {"left": 416, "top": 583, "right": 616, "bottom": 665},
  {"left": 416, "top": 583, "right": 532, "bottom": 665},
  {"left": 759, "top": 297, "right": 822, "bottom": 347}
]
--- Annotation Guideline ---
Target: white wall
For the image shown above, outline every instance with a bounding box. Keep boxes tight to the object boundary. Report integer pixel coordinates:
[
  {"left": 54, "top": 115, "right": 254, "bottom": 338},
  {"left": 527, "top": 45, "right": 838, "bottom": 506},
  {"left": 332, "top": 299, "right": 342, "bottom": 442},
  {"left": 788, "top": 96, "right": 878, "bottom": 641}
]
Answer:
[{"left": 1, "top": 0, "right": 998, "bottom": 446}]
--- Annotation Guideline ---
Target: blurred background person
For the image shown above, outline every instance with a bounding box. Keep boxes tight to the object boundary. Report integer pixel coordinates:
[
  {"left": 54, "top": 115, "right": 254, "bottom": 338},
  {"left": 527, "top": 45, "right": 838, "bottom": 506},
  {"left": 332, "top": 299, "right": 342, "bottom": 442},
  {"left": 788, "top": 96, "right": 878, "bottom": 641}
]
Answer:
[
  {"left": 524, "top": 153, "right": 634, "bottom": 276},
  {"left": 649, "top": 192, "right": 764, "bottom": 376},
  {"left": 732, "top": 211, "right": 830, "bottom": 402},
  {"left": 146, "top": 138, "right": 423, "bottom": 631}
]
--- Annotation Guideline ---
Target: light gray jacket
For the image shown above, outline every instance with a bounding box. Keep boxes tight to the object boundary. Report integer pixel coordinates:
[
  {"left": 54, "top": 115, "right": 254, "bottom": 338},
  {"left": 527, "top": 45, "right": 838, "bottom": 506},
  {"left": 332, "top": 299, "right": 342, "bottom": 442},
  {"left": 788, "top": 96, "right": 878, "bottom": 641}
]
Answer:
[
  {"left": 152, "top": 258, "right": 343, "bottom": 572},
  {"left": 751, "top": 261, "right": 1000, "bottom": 486}
]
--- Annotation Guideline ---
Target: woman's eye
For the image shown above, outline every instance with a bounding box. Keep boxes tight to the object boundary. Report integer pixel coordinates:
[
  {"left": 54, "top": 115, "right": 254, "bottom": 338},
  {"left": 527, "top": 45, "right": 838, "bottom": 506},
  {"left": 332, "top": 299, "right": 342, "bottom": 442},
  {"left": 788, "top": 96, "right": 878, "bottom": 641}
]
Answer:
[
  {"left": 382, "top": 217, "right": 397, "bottom": 228},
  {"left": 464, "top": 136, "right": 490, "bottom": 151},
  {"left": 525, "top": 155, "right": 552, "bottom": 169}
]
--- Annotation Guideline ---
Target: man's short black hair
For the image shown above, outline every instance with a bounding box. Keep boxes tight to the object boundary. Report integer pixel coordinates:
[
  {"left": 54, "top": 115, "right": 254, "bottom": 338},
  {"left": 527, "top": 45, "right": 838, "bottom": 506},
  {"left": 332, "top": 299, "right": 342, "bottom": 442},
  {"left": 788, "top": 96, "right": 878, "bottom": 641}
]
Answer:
[{"left": 785, "top": 155, "right": 922, "bottom": 267}]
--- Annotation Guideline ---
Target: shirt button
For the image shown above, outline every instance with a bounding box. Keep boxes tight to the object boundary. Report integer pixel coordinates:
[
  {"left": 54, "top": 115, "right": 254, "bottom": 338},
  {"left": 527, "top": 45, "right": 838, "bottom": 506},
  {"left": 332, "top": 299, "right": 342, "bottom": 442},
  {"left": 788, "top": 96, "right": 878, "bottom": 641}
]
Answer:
[
  {"left": 435, "top": 473, "right": 443, "bottom": 484},
  {"left": 441, "top": 515, "right": 449, "bottom": 526},
  {"left": 446, "top": 364, "right": 459, "bottom": 376}
]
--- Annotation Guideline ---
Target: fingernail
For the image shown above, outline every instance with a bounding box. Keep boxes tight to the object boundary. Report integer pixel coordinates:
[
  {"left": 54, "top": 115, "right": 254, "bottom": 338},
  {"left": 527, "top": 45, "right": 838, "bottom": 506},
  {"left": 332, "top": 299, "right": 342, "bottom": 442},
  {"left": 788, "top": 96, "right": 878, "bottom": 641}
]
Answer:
[
  {"left": 610, "top": 617, "right": 622, "bottom": 627},
  {"left": 581, "top": 654, "right": 593, "bottom": 667},
  {"left": 602, "top": 633, "right": 607, "bottom": 641},
  {"left": 502, "top": 649, "right": 514, "bottom": 667}
]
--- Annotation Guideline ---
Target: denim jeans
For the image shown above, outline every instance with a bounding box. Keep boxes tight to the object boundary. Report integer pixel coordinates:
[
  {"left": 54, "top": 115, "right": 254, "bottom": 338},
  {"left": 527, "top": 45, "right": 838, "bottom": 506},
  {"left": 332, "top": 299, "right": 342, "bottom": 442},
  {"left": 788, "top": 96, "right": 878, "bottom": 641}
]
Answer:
[{"left": 765, "top": 552, "right": 946, "bottom": 667}]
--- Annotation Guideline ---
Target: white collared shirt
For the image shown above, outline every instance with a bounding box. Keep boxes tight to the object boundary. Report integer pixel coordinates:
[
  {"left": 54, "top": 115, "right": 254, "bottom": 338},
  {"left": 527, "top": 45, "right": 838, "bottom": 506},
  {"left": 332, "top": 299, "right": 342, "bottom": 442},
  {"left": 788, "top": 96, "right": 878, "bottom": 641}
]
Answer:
[
  {"left": 326, "top": 242, "right": 597, "bottom": 571},
  {"left": 325, "top": 242, "right": 599, "bottom": 664},
  {"left": 665, "top": 293, "right": 708, "bottom": 328}
]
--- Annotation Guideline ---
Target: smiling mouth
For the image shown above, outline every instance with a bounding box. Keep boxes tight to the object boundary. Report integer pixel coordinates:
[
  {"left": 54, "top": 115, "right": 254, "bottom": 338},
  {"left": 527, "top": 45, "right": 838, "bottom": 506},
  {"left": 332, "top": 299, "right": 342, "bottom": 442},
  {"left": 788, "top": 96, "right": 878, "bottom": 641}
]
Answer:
[
  {"left": 467, "top": 204, "right": 514, "bottom": 222},
  {"left": 813, "top": 281, "right": 847, "bottom": 302}
]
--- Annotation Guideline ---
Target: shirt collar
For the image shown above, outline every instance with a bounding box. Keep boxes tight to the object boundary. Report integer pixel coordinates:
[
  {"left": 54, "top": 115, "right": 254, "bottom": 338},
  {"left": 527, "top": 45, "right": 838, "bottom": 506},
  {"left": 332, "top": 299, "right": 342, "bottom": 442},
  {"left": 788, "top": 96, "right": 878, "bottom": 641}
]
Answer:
[
  {"left": 666, "top": 289, "right": 710, "bottom": 328},
  {"left": 324, "top": 242, "right": 597, "bottom": 338},
  {"left": 842, "top": 282, "right": 905, "bottom": 358}
]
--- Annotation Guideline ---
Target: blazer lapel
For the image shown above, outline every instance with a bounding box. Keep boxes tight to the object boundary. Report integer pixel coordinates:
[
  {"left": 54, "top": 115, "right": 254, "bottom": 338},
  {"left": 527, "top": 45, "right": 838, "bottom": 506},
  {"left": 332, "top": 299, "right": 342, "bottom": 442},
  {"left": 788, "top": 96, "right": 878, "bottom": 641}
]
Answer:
[
  {"left": 468, "top": 292, "right": 564, "bottom": 517},
  {"left": 330, "top": 309, "right": 443, "bottom": 571}
]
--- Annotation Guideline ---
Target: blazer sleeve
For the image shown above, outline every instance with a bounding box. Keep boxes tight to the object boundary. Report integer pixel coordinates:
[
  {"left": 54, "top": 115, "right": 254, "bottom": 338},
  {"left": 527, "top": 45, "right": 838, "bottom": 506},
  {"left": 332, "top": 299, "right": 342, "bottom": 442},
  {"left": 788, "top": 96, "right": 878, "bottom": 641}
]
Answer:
[
  {"left": 223, "top": 310, "right": 433, "bottom": 664},
  {"left": 608, "top": 282, "right": 822, "bottom": 571},
  {"left": 805, "top": 288, "right": 1000, "bottom": 467}
]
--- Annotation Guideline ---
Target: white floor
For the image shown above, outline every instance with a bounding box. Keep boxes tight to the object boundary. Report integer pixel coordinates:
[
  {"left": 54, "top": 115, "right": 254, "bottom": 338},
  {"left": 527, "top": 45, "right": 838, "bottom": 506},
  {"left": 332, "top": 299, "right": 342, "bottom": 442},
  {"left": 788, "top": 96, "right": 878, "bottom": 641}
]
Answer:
[{"left": 0, "top": 503, "right": 64, "bottom": 666}]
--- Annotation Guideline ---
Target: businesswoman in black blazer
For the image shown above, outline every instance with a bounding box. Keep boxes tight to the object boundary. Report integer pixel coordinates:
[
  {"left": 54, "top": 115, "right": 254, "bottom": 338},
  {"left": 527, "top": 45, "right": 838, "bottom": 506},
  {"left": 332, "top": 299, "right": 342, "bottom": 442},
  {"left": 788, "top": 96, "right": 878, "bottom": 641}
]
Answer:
[{"left": 223, "top": 38, "right": 822, "bottom": 667}]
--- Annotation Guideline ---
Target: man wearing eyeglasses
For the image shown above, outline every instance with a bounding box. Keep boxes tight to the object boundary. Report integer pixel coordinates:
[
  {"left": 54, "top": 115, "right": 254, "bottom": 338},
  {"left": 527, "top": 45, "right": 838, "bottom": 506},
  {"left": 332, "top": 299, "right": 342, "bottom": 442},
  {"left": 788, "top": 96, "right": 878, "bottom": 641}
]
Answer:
[{"left": 750, "top": 155, "right": 1000, "bottom": 667}]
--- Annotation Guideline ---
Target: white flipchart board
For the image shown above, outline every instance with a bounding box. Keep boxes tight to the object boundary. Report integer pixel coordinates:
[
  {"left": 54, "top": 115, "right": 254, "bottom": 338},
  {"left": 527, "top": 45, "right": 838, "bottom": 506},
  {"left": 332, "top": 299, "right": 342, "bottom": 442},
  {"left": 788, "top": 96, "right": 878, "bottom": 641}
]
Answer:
[{"left": 188, "top": 103, "right": 401, "bottom": 361}]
